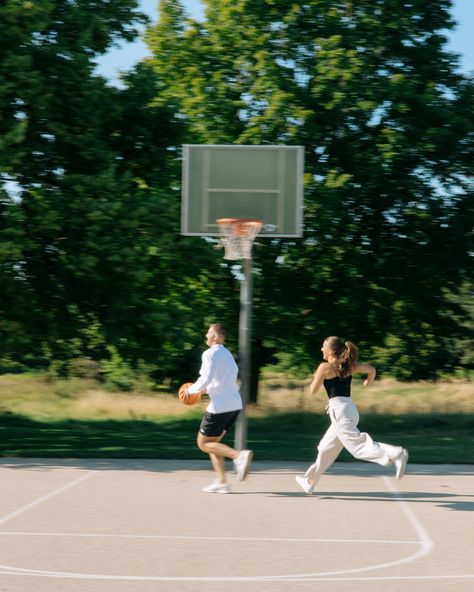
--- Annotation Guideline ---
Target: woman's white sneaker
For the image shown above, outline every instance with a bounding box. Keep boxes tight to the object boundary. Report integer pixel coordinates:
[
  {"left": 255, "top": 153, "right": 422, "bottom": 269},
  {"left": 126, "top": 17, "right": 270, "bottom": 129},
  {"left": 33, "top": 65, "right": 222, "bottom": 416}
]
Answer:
[
  {"left": 394, "top": 448, "right": 409, "bottom": 480},
  {"left": 295, "top": 475, "right": 314, "bottom": 494}
]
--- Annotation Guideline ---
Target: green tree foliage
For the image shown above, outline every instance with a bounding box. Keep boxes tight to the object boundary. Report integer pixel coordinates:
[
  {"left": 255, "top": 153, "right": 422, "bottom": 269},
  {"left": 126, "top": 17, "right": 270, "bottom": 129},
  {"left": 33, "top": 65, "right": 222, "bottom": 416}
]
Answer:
[
  {"left": 0, "top": 1, "right": 237, "bottom": 383},
  {"left": 1, "top": 1, "right": 472, "bottom": 389},
  {"left": 148, "top": 0, "right": 474, "bottom": 380},
  {"left": 0, "top": 0, "right": 150, "bottom": 370}
]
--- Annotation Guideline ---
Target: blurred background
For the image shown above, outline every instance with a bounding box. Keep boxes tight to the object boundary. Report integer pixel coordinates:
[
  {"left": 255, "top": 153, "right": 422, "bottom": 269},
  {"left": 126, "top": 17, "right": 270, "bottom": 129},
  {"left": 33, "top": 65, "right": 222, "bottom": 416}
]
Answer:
[{"left": 0, "top": 1, "right": 472, "bottom": 460}]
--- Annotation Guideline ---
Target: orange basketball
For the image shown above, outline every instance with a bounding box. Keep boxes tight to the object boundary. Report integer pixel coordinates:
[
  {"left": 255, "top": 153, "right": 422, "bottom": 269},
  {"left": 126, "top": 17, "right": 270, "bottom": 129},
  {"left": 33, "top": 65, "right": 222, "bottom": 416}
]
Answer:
[{"left": 178, "top": 382, "right": 201, "bottom": 406}]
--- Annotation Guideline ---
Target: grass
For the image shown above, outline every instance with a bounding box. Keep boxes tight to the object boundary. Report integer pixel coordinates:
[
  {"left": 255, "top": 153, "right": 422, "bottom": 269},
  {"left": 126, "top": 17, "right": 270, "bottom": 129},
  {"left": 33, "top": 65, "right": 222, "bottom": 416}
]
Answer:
[{"left": 0, "top": 372, "right": 473, "bottom": 463}]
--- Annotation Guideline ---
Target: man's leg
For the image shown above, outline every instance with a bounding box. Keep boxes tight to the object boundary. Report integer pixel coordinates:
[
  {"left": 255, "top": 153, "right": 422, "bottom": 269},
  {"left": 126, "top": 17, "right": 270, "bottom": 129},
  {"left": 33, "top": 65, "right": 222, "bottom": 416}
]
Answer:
[
  {"left": 197, "top": 431, "right": 239, "bottom": 483},
  {"left": 197, "top": 431, "right": 235, "bottom": 484},
  {"left": 197, "top": 411, "right": 253, "bottom": 490},
  {"left": 209, "top": 453, "right": 226, "bottom": 482}
]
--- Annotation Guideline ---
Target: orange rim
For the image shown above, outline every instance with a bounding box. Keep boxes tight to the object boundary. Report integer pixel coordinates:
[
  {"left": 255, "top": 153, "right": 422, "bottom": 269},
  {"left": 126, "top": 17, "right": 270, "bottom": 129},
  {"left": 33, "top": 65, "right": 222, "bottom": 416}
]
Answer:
[{"left": 216, "top": 218, "right": 263, "bottom": 237}]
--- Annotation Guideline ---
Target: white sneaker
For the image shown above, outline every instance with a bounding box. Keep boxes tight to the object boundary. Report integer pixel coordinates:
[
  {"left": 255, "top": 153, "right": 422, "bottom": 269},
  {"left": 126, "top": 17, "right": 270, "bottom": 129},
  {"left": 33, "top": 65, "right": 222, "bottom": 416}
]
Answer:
[
  {"left": 233, "top": 450, "right": 253, "bottom": 482},
  {"left": 295, "top": 475, "right": 314, "bottom": 494},
  {"left": 394, "top": 448, "right": 409, "bottom": 480},
  {"left": 202, "top": 481, "right": 231, "bottom": 494}
]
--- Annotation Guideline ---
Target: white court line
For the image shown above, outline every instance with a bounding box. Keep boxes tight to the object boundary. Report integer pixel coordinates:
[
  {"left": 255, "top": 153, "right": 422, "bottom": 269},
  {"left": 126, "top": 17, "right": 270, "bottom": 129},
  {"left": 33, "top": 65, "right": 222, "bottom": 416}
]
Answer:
[
  {"left": 0, "top": 471, "right": 96, "bottom": 528},
  {"left": 280, "top": 575, "right": 474, "bottom": 582},
  {"left": 0, "top": 473, "right": 443, "bottom": 582},
  {"left": 0, "top": 532, "right": 418, "bottom": 545},
  {"left": 0, "top": 570, "right": 472, "bottom": 582},
  {"left": 269, "top": 476, "right": 434, "bottom": 580}
]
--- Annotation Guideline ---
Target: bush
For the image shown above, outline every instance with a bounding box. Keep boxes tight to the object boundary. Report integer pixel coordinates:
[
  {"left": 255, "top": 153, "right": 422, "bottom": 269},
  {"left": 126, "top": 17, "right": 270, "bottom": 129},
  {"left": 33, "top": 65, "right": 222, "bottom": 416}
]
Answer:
[
  {"left": 68, "top": 357, "right": 101, "bottom": 380},
  {"left": 0, "top": 357, "right": 26, "bottom": 374},
  {"left": 100, "top": 346, "right": 136, "bottom": 391}
]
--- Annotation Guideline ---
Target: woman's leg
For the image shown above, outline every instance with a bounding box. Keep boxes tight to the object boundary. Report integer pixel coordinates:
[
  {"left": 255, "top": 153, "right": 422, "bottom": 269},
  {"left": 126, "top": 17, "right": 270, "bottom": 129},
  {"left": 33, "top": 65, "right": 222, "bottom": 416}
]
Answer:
[
  {"left": 304, "top": 422, "right": 344, "bottom": 486},
  {"left": 332, "top": 400, "right": 402, "bottom": 466}
]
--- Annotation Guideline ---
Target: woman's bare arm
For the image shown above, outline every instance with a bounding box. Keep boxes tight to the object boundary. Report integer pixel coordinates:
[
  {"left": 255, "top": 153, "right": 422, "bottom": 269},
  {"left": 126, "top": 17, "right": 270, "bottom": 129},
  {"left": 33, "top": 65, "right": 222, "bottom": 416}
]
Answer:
[
  {"left": 309, "top": 363, "right": 330, "bottom": 394},
  {"left": 352, "top": 362, "right": 376, "bottom": 387}
]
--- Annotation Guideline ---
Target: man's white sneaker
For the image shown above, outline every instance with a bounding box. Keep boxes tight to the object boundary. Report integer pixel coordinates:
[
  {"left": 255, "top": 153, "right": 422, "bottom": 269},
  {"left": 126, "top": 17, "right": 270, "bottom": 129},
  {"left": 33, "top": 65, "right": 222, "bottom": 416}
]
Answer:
[
  {"left": 233, "top": 450, "right": 253, "bottom": 482},
  {"left": 202, "top": 481, "right": 231, "bottom": 494},
  {"left": 394, "top": 448, "right": 409, "bottom": 480},
  {"left": 295, "top": 475, "right": 314, "bottom": 494}
]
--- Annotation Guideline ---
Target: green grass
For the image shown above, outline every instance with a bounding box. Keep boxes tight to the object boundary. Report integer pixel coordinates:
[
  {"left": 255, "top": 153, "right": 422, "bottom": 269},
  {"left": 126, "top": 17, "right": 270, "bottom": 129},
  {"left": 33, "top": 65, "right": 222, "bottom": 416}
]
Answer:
[
  {"left": 0, "top": 411, "right": 472, "bottom": 463},
  {"left": 0, "top": 373, "right": 473, "bottom": 462}
]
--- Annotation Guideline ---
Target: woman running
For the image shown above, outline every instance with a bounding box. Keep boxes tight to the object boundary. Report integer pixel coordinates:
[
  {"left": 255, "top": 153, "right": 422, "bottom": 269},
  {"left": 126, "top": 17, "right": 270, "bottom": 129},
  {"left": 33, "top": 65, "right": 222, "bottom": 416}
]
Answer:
[{"left": 295, "top": 336, "right": 408, "bottom": 494}]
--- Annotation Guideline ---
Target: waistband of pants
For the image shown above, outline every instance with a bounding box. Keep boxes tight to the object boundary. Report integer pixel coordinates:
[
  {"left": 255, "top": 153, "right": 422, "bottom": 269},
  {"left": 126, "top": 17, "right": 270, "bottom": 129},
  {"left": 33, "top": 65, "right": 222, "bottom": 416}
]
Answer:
[{"left": 327, "top": 396, "right": 352, "bottom": 406}]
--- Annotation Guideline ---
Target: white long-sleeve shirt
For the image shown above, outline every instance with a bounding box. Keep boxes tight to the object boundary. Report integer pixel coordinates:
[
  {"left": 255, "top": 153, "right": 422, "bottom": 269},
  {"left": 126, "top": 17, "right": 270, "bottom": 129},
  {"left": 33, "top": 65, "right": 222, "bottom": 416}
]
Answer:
[{"left": 188, "top": 344, "right": 242, "bottom": 414}]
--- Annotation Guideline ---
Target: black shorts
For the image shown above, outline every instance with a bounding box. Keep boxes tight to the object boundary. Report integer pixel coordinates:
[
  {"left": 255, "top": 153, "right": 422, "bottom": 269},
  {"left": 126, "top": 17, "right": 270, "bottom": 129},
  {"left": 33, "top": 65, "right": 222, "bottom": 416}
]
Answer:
[{"left": 199, "top": 410, "right": 241, "bottom": 437}]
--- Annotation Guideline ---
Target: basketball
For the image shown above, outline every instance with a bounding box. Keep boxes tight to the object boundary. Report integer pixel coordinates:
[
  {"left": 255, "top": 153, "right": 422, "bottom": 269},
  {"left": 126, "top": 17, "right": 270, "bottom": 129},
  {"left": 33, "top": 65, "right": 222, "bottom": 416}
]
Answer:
[{"left": 178, "top": 382, "right": 201, "bottom": 405}]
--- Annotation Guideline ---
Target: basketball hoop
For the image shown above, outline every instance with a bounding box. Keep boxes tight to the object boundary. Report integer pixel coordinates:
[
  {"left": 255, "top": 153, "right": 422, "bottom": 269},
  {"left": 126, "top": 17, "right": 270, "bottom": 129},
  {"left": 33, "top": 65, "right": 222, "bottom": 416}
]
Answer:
[{"left": 216, "top": 218, "right": 263, "bottom": 260}]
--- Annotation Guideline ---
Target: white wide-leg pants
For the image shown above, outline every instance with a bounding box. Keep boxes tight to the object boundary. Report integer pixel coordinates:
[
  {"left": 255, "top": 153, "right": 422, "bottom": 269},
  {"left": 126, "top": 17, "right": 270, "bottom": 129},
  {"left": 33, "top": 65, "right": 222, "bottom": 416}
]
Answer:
[{"left": 304, "top": 396, "right": 402, "bottom": 484}]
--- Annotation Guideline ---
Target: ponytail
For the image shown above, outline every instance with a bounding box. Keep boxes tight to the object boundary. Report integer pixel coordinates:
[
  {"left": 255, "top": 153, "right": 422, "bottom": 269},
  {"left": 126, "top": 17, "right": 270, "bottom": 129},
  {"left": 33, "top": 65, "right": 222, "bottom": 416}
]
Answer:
[
  {"left": 340, "top": 341, "right": 359, "bottom": 377},
  {"left": 325, "top": 336, "right": 359, "bottom": 377}
]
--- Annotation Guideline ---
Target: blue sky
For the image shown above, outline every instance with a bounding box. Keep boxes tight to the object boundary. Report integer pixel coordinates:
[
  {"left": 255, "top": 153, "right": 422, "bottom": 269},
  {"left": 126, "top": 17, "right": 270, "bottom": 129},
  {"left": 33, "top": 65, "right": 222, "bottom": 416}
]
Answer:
[{"left": 96, "top": 0, "right": 474, "bottom": 85}]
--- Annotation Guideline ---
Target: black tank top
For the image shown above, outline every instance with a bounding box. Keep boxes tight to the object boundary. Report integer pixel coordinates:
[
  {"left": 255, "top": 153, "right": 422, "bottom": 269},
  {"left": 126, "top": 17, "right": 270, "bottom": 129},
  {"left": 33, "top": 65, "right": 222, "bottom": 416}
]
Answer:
[{"left": 324, "top": 365, "right": 352, "bottom": 398}]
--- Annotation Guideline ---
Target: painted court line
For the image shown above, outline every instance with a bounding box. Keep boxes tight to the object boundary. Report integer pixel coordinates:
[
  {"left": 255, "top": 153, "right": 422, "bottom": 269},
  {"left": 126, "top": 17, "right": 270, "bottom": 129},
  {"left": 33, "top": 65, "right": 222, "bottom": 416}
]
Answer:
[
  {"left": 0, "top": 531, "right": 418, "bottom": 545},
  {"left": 0, "top": 474, "right": 450, "bottom": 582},
  {"left": 270, "top": 476, "right": 434, "bottom": 580},
  {"left": 0, "top": 471, "right": 96, "bottom": 528},
  {"left": 0, "top": 569, "right": 472, "bottom": 583},
  {"left": 263, "top": 575, "right": 474, "bottom": 582}
]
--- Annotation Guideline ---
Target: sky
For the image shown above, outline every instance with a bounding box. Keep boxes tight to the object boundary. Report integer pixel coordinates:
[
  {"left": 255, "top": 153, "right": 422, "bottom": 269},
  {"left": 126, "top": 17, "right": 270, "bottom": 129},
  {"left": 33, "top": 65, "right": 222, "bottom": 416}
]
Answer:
[{"left": 95, "top": 0, "right": 474, "bottom": 85}]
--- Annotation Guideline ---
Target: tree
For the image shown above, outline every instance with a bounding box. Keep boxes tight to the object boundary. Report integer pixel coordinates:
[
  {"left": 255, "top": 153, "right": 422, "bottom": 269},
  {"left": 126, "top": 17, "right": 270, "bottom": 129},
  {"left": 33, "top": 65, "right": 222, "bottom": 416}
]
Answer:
[
  {"left": 0, "top": 1, "right": 240, "bottom": 383},
  {"left": 147, "top": 0, "right": 473, "bottom": 382},
  {"left": 0, "top": 0, "right": 149, "bottom": 366}
]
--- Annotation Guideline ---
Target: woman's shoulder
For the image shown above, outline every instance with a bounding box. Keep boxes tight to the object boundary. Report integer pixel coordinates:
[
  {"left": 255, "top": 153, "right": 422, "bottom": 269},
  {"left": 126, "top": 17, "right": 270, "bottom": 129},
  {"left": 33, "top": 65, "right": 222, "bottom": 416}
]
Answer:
[
  {"left": 316, "top": 361, "right": 331, "bottom": 370},
  {"left": 315, "top": 361, "right": 335, "bottom": 377}
]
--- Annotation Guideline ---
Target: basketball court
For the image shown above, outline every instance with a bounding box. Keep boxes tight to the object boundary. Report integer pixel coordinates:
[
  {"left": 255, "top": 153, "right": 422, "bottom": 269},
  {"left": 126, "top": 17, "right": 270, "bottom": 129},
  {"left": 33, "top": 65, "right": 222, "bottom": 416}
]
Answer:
[
  {"left": 1, "top": 148, "right": 468, "bottom": 592},
  {"left": 0, "top": 458, "right": 472, "bottom": 592}
]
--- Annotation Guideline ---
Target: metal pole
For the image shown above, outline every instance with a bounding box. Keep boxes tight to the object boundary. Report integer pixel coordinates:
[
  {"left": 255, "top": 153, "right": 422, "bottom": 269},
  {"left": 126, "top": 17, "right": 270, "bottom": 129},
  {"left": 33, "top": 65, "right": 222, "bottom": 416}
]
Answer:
[{"left": 234, "top": 256, "right": 253, "bottom": 451}]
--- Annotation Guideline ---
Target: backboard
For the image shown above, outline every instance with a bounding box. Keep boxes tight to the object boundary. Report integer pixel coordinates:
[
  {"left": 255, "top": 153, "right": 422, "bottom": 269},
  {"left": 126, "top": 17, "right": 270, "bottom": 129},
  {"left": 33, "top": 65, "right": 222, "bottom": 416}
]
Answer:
[{"left": 181, "top": 144, "right": 304, "bottom": 237}]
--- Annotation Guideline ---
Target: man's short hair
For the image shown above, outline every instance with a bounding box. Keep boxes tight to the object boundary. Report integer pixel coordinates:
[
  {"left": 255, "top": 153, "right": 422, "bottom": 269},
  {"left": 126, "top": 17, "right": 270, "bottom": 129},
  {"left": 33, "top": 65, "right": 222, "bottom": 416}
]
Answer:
[{"left": 210, "top": 323, "right": 226, "bottom": 340}]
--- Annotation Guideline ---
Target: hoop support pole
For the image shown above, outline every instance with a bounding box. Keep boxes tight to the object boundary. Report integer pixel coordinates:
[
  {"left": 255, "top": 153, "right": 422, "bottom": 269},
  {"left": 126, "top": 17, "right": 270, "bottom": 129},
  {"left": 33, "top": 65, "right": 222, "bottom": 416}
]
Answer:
[{"left": 234, "top": 257, "right": 253, "bottom": 451}]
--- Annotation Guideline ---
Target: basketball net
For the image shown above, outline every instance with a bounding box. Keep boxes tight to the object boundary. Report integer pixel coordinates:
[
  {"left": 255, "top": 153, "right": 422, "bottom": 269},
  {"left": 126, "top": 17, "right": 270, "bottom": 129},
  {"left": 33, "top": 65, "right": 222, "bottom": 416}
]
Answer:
[{"left": 216, "top": 218, "right": 263, "bottom": 260}]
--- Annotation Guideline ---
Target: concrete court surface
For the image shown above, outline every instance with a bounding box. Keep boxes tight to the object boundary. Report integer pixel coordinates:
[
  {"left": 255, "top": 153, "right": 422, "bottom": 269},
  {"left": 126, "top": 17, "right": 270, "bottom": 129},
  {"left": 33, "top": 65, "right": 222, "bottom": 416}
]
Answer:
[{"left": 0, "top": 458, "right": 472, "bottom": 592}]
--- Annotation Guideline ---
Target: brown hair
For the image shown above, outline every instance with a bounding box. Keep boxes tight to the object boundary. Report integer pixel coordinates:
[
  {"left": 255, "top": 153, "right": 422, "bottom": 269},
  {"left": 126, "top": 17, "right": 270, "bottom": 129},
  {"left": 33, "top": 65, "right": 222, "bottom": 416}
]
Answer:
[
  {"left": 210, "top": 323, "right": 226, "bottom": 340},
  {"left": 325, "top": 336, "right": 359, "bottom": 378}
]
